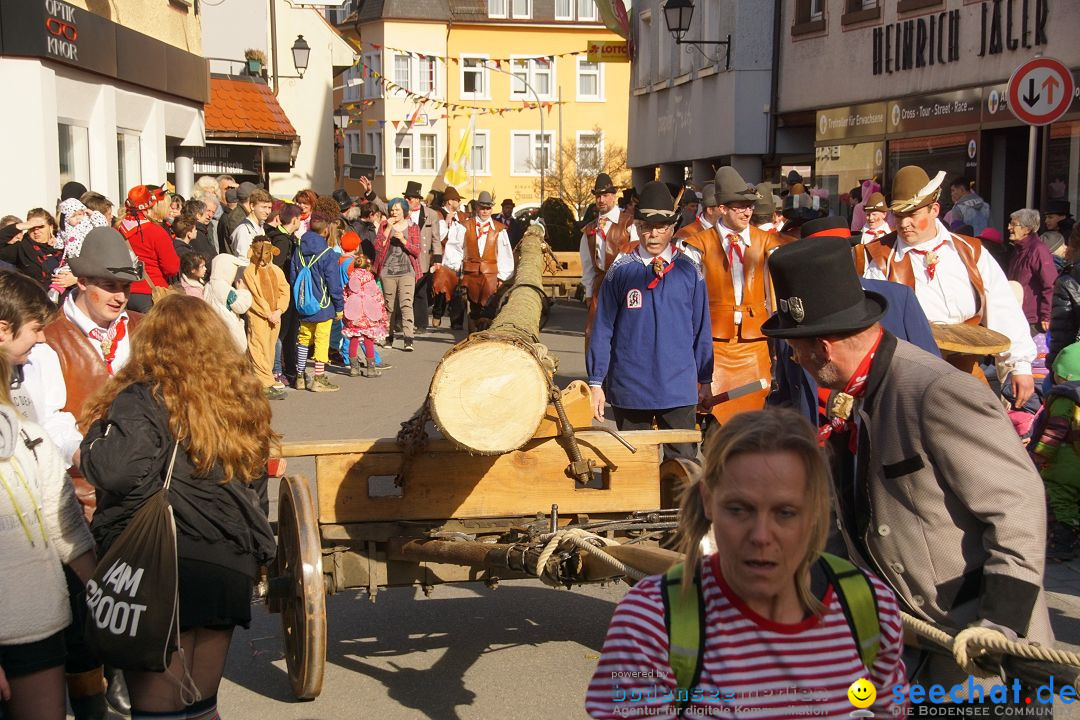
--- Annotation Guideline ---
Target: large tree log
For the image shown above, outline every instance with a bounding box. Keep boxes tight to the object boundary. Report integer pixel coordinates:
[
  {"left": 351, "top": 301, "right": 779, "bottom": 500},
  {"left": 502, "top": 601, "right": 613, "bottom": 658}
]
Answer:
[{"left": 428, "top": 225, "right": 557, "bottom": 454}]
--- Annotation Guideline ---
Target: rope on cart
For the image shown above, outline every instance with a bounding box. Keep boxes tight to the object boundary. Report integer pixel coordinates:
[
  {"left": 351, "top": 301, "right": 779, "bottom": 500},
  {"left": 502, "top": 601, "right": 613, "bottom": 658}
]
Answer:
[{"left": 533, "top": 528, "right": 647, "bottom": 587}]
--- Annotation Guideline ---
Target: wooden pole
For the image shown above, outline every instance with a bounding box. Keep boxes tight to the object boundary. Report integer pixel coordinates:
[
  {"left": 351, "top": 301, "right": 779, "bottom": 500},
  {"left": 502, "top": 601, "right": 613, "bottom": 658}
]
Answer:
[{"left": 428, "top": 225, "right": 555, "bottom": 454}]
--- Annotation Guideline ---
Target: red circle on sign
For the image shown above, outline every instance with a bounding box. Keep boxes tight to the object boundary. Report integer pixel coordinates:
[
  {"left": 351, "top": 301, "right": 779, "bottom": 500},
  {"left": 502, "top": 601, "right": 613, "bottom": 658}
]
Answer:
[{"left": 1007, "top": 57, "right": 1075, "bottom": 126}]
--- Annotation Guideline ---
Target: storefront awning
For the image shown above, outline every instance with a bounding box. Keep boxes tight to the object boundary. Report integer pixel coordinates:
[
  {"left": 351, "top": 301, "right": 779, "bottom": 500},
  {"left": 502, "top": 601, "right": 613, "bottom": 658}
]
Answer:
[{"left": 205, "top": 76, "right": 298, "bottom": 143}]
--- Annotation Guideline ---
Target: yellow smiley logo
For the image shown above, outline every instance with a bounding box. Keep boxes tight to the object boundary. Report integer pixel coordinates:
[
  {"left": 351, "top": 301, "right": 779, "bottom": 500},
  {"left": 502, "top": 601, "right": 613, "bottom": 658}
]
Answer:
[{"left": 847, "top": 678, "right": 876, "bottom": 709}]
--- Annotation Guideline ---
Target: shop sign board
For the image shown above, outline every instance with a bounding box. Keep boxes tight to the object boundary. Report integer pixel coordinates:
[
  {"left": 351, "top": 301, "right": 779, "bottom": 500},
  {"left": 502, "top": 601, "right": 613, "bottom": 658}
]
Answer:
[
  {"left": 1007, "top": 57, "right": 1075, "bottom": 126},
  {"left": 586, "top": 40, "right": 629, "bottom": 63},
  {"left": 815, "top": 103, "right": 887, "bottom": 143},
  {"left": 887, "top": 88, "right": 982, "bottom": 134}
]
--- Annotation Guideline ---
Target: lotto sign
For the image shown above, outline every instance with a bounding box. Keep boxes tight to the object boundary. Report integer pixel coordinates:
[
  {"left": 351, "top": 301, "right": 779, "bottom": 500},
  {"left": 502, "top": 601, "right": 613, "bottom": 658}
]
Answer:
[
  {"left": 1007, "top": 57, "right": 1075, "bottom": 126},
  {"left": 587, "top": 40, "right": 629, "bottom": 63}
]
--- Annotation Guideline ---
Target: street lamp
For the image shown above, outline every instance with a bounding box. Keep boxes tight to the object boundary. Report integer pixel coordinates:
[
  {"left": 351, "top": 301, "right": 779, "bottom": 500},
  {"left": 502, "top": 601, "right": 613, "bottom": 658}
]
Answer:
[
  {"left": 661, "top": 0, "right": 731, "bottom": 69},
  {"left": 291, "top": 35, "right": 311, "bottom": 79},
  {"left": 333, "top": 107, "right": 350, "bottom": 131}
]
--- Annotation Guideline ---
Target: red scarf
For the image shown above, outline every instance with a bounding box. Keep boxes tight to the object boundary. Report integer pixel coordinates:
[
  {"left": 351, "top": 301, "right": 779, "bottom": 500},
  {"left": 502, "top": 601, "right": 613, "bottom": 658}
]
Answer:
[
  {"left": 909, "top": 240, "right": 947, "bottom": 280},
  {"left": 88, "top": 316, "right": 127, "bottom": 374},
  {"left": 816, "top": 328, "right": 883, "bottom": 452},
  {"left": 646, "top": 247, "right": 677, "bottom": 289}
]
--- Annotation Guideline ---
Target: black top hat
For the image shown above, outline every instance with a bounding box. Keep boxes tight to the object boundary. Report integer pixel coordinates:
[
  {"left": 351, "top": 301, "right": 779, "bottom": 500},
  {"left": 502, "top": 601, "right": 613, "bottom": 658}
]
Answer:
[
  {"left": 799, "top": 215, "right": 852, "bottom": 241},
  {"left": 634, "top": 181, "right": 678, "bottom": 223},
  {"left": 592, "top": 173, "right": 617, "bottom": 195},
  {"left": 331, "top": 189, "right": 355, "bottom": 212},
  {"left": 404, "top": 181, "right": 423, "bottom": 199},
  {"left": 761, "top": 235, "right": 887, "bottom": 338},
  {"left": 1045, "top": 200, "right": 1072, "bottom": 217},
  {"left": 68, "top": 227, "right": 143, "bottom": 283}
]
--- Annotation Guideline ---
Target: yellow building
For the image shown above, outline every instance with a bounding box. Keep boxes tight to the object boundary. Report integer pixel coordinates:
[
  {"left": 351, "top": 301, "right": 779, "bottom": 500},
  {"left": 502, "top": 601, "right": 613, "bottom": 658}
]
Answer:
[{"left": 330, "top": 0, "right": 629, "bottom": 212}]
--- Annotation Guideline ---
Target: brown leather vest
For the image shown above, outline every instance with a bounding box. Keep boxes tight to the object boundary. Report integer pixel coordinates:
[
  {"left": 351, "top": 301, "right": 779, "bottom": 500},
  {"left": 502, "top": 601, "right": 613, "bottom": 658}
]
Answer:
[
  {"left": 684, "top": 225, "right": 779, "bottom": 341},
  {"left": 42, "top": 311, "right": 144, "bottom": 420},
  {"left": 675, "top": 218, "right": 705, "bottom": 240},
  {"left": 860, "top": 232, "right": 988, "bottom": 325},
  {"left": 461, "top": 218, "right": 504, "bottom": 305},
  {"left": 586, "top": 209, "right": 633, "bottom": 293}
]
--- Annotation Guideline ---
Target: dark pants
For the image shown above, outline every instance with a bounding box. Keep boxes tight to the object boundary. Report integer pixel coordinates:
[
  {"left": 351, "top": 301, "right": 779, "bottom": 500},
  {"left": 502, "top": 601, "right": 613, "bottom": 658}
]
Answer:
[
  {"left": 413, "top": 274, "right": 431, "bottom": 331},
  {"left": 611, "top": 405, "right": 699, "bottom": 464},
  {"left": 280, "top": 303, "right": 301, "bottom": 383}
]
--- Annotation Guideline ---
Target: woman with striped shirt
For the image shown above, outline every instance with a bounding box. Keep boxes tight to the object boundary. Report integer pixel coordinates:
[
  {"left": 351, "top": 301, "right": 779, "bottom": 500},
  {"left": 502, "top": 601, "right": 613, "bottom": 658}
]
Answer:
[{"left": 586, "top": 409, "right": 909, "bottom": 719}]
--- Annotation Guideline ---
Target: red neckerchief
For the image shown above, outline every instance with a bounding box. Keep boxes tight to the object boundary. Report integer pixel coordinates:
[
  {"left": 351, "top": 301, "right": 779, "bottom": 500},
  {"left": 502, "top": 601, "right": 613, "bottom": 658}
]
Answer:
[
  {"left": 596, "top": 216, "right": 609, "bottom": 244},
  {"left": 725, "top": 233, "right": 744, "bottom": 268},
  {"left": 88, "top": 316, "right": 127, "bottom": 374},
  {"left": 816, "top": 327, "right": 883, "bottom": 452},
  {"left": 646, "top": 247, "right": 677, "bottom": 289},
  {"left": 864, "top": 228, "right": 885, "bottom": 242},
  {"left": 908, "top": 240, "right": 947, "bottom": 280}
]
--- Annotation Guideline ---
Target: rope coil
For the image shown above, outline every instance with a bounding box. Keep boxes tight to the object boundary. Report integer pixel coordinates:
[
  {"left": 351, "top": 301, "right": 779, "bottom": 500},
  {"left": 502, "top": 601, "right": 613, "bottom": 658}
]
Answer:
[{"left": 533, "top": 528, "right": 646, "bottom": 587}]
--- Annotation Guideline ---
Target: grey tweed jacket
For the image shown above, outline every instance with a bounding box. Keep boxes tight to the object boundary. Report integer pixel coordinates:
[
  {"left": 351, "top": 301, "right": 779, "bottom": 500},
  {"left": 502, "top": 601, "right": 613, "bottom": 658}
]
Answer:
[{"left": 837, "top": 333, "right": 1051, "bottom": 684}]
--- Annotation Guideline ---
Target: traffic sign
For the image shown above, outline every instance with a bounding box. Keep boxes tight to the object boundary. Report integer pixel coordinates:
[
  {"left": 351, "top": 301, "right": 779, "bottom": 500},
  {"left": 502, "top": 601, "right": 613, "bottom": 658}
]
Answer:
[{"left": 1007, "top": 57, "right": 1075, "bottom": 126}]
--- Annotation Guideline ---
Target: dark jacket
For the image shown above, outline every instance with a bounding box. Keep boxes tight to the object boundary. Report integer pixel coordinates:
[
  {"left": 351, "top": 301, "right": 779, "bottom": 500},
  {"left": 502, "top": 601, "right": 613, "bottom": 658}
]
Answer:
[
  {"left": 265, "top": 224, "right": 296, "bottom": 273},
  {"left": 1007, "top": 232, "right": 1058, "bottom": 325},
  {"left": 81, "top": 383, "right": 276, "bottom": 578},
  {"left": 0, "top": 224, "right": 62, "bottom": 290},
  {"left": 218, "top": 204, "right": 247, "bottom": 254},
  {"left": 191, "top": 222, "right": 219, "bottom": 266},
  {"left": 289, "top": 231, "right": 344, "bottom": 322},
  {"left": 357, "top": 220, "right": 377, "bottom": 263},
  {"left": 1049, "top": 262, "right": 1080, "bottom": 367}
]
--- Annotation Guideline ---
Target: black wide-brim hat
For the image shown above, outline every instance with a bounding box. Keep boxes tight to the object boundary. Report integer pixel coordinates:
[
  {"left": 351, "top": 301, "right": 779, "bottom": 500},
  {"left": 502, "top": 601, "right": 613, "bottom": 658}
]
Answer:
[
  {"left": 761, "top": 235, "right": 887, "bottom": 338},
  {"left": 634, "top": 181, "right": 678, "bottom": 223},
  {"left": 592, "top": 173, "right": 617, "bottom": 195}
]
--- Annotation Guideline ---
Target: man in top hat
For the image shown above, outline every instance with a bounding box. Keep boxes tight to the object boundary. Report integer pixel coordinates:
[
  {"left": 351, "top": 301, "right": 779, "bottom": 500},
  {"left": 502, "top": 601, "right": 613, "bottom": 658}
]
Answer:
[
  {"left": 679, "top": 166, "right": 786, "bottom": 424},
  {"left": 587, "top": 181, "right": 712, "bottom": 462},
  {"left": 763, "top": 234, "right": 1052, "bottom": 698},
  {"left": 860, "top": 165, "right": 1037, "bottom": 409},
  {"left": 401, "top": 181, "right": 441, "bottom": 334},
  {"left": 441, "top": 191, "right": 514, "bottom": 331},
  {"left": 580, "top": 173, "right": 639, "bottom": 348},
  {"left": 494, "top": 197, "right": 525, "bottom": 247},
  {"left": 674, "top": 182, "right": 719, "bottom": 240},
  {"left": 768, "top": 215, "right": 939, "bottom": 421}
]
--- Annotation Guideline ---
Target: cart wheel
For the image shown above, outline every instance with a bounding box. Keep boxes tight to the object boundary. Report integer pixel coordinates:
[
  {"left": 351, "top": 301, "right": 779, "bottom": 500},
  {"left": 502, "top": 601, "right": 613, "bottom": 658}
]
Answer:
[
  {"left": 276, "top": 475, "right": 326, "bottom": 700},
  {"left": 659, "top": 459, "right": 698, "bottom": 549}
]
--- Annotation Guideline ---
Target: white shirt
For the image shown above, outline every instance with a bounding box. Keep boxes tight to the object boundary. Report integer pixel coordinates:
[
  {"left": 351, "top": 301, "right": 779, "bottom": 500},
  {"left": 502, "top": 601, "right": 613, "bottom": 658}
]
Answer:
[
  {"left": 679, "top": 222, "right": 751, "bottom": 325},
  {"left": 697, "top": 213, "right": 714, "bottom": 231},
  {"left": 231, "top": 217, "right": 262, "bottom": 260},
  {"left": 579, "top": 207, "right": 640, "bottom": 299},
  {"left": 633, "top": 243, "right": 675, "bottom": 266},
  {"left": 438, "top": 208, "right": 459, "bottom": 243},
  {"left": 860, "top": 222, "right": 892, "bottom": 244},
  {"left": 862, "top": 219, "right": 1036, "bottom": 375},
  {"left": 442, "top": 217, "right": 515, "bottom": 282}
]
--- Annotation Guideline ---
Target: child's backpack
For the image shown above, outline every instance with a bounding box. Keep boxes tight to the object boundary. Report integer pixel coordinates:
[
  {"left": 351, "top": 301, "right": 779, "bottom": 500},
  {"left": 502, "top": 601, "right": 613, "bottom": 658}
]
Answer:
[{"left": 293, "top": 247, "right": 330, "bottom": 317}]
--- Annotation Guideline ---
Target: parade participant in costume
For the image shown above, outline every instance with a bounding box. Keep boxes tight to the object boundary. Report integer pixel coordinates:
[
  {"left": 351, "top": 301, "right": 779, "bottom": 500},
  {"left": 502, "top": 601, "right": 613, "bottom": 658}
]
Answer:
[
  {"left": 680, "top": 166, "right": 786, "bottom": 424},
  {"left": 403, "top": 181, "right": 440, "bottom": 333},
  {"left": 763, "top": 236, "right": 1052, "bottom": 698},
  {"left": 674, "top": 182, "right": 717, "bottom": 239},
  {"left": 767, "top": 217, "right": 939, "bottom": 422},
  {"left": 586, "top": 182, "right": 712, "bottom": 463},
  {"left": 441, "top": 191, "right": 514, "bottom": 332},
  {"left": 586, "top": 409, "right": 908, "bottom": 719},
  {"left": 244, "top": 237, "right": 289, "bottom": 400},
  {"left": 750, "top": 182, "right": 782, "bottom": 233},
  {"left": 432, "top": 187, "right": 462, "bottom": 328},
  {"left": 580, "top": 174, "right": 639, "bottom": 348},
  {"left": 859, "top": 192, "right": 891, "bottom": 242},
  {"left": 859, "top": 165, "right": 1037, "bottom": 408},
  {"left": 119, "top": 185, "right": 180, "bottom": 313}
]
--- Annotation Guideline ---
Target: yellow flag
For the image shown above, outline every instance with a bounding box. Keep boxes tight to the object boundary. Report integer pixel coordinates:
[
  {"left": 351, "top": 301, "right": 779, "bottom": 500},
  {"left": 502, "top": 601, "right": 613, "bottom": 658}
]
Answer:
[{"left": 444, "top": 114, "right": 475, "bottom": 186}]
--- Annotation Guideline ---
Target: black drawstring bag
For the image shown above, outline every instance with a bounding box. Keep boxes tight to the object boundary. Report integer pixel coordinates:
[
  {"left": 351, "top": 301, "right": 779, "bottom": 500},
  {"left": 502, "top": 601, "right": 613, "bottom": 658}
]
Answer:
[{"left": 84, "top": 443, "right": 190, "bottom": 680}]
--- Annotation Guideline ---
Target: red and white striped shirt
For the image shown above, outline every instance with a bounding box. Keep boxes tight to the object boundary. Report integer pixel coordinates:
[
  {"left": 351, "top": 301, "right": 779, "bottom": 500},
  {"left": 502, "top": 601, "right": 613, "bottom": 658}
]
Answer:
[{"left": 586, "top": 553, "right": 909, "bottom": 719}]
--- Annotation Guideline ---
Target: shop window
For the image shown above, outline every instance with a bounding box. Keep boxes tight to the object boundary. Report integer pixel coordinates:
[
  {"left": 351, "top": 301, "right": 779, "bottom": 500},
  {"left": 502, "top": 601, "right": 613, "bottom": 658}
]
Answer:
[
  {"left": 814, "top": 141, "right": 885, "bottom": 224},
  {"left": 887, "top": 132, "right": 978, "bottom": 220},
  {"left": 116, "top": 130, "right": 141, "bottom": 202},
  {"left": 792, "top": 0, "right": 826, "bottom": 37},
  {"left": 842, "top": 0, "right": 881, "bottom": 26},
  {"left": 58, "top": 123, "right": 90, "bottom": 191},
  {"left": 1046, "top": 121, "right": 1080, "bottom": 223}
]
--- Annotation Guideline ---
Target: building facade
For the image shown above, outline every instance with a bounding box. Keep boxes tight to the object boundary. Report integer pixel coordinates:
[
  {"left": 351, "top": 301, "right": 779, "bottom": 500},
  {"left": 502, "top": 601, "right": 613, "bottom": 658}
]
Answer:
[
  {"left": 777, "top": 0, "right": 1080, "bottom": 230},
  {"left": 0, "top": 0, "right": 207, "bottom": 213},
  {"left": 333, "top": 0, "right": 630, "bottom": 211}
]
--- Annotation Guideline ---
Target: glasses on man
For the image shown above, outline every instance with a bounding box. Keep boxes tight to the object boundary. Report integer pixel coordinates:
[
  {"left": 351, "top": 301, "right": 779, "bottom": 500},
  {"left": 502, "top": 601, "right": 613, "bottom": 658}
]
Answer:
[
  {"left": 634, "top": 221, "right": 673, "bottom": 236},
  {"left": 722, "top": 202, "right": 755, "bottom": 212}
]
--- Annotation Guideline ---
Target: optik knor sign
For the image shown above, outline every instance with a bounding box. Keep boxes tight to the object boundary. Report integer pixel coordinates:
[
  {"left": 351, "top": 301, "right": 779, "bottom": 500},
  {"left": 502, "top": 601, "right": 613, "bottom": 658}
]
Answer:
[{"left": 1007, "top": 56, "right": 1075, "bottom": 126}]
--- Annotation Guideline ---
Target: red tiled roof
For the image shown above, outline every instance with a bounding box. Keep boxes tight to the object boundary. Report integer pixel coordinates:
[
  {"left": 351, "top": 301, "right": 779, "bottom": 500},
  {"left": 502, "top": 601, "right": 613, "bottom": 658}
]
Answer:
[{"left": 205, "top": 77, "right": 298, "bottom": 141}]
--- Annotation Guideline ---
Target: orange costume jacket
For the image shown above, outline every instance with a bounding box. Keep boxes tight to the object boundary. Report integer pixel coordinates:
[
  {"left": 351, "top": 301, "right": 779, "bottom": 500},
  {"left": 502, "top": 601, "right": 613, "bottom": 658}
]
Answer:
[
  {"left": 461, "top": 217, "right": 506, "bottom": 306},
  {"left": 683, "top": 225, "right": 786, "bottom": 422}
]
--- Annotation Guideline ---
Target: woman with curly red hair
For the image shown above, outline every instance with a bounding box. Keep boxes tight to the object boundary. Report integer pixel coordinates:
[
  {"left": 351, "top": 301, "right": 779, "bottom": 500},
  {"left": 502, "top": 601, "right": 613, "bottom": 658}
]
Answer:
[{"left": 79, "top": 294, "right": 277, "bottom": 720}]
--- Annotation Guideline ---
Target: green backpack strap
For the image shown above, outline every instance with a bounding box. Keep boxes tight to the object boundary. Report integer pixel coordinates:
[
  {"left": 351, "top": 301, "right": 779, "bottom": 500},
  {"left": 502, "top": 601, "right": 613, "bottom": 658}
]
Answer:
[
  {"left": 661, "top": 562, "right": 704, "bottom": 714},
  {"left": 819, "top": 553, "right": 882, "bottom": 672}
]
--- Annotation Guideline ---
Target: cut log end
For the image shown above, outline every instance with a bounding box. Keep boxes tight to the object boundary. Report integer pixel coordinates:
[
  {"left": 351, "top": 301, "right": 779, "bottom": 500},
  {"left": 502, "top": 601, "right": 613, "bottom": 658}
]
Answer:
[{"left": 429, "top": 339, "right": 550, "bottom": 454}]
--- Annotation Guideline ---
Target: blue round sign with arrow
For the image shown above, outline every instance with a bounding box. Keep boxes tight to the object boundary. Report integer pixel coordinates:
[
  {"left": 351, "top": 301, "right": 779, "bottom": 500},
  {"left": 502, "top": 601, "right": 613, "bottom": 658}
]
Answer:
[{"left": 1007, "top": 57, "right": 1075, "bottom": 127}]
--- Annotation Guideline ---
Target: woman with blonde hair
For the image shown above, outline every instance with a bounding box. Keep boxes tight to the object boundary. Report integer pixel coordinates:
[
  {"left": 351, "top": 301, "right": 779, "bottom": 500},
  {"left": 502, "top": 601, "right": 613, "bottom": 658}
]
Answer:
[
  {"left": 80, "top": 294, "right": 276, "bottom": 720},
  {"left": 586, "top": 408, "right": 909, "bottom": 719}
]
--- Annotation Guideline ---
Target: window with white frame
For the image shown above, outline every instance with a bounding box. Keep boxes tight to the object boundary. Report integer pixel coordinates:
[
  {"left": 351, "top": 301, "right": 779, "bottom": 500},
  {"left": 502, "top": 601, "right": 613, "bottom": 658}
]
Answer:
[
  {"left": 418, "top": 56, "right": 437, "bottom": 94},
  {"left": 470, "top": 131, "right": 489, "bottom": 175},
  {"left": 418, "top": 134, "right": 437, "bottom": 172},
  {"left": 577, "top": 58, "right": 602, "bottom": 100},
  {"left": 365, "top": 130, "right": 383, "bottom": 174},
  {"left": 510, "top": 131, "right": 554, "bottom": 176},
  {"left": 511, "top": 0, "right": 530, "bottom": 18},
  {"left": 809, "top": 0, "right": 823, "bottom": 20},
  {"left": 577, "top": 131, "right": 602, "bottom": 171},
  {"left": 59, "top": 123, "right": 90, "bottom": 189},
  {"left": 510, "top": 57, "right": 554, "bottom": 100},
  {"left": 461, "top": 56, "right": 489, "bottom": 99},
  {"left": 577, "top": 0, "right": 596, "bottom": 20},
  {"left": 555, "top": 0, "right": 572, "bottom": 19},
  {"left": 395, "top": 133, "right": 413, "bottom": 171},
  {"left": 488, "top": 0, "right": 506, "bottom": 17},
  {"left": 363, "top": 52, "right": 383, "bottom": 98},
  {"left": 394, "top": 54, "right": 411, "bottom": 91}
]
